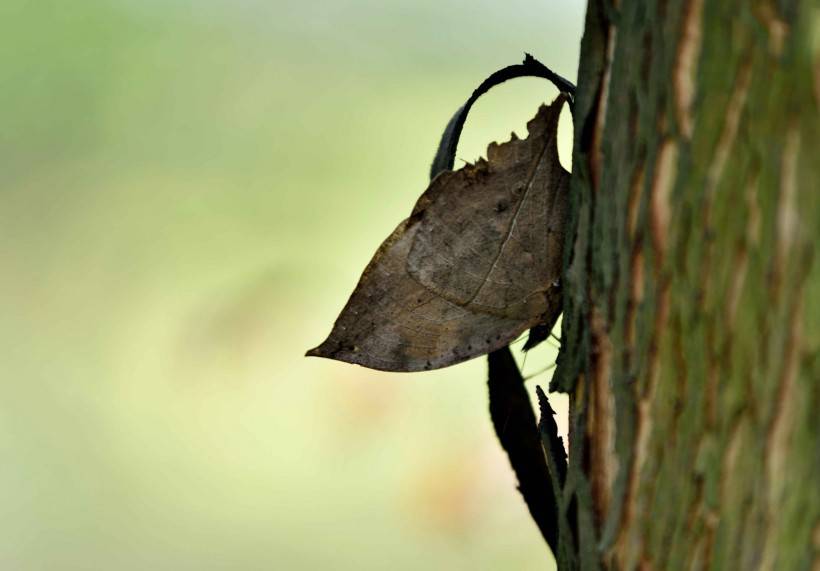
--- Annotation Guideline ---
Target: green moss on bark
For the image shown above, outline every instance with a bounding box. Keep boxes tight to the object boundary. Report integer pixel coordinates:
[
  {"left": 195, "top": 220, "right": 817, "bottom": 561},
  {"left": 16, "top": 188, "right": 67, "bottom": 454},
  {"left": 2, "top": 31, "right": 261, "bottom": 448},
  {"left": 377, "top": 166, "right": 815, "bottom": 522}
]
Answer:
[{"left": 557, "top": 0, "right": 818, "bottom": 568}]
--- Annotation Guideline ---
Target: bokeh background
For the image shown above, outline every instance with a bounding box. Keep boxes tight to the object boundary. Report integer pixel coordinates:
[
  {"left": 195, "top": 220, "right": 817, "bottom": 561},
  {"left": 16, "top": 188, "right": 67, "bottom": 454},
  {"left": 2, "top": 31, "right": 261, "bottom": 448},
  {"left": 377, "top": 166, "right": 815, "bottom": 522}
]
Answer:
[{"left": 1, "top": 0, "right": 584, "bottom": 568}]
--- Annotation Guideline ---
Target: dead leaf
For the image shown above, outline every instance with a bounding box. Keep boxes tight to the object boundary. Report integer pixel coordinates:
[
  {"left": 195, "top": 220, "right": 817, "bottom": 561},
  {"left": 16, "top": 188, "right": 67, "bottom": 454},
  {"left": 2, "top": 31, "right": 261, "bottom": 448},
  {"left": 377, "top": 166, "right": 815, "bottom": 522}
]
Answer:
[
  {"left": 305, "top": 219, "right": 525, "bottom": 371},
  {"left": 307, "top": 95, "right": 569, "bottom": 372},
  {"left": 408, "top": 96, "right": 568, "bottom": 320}
]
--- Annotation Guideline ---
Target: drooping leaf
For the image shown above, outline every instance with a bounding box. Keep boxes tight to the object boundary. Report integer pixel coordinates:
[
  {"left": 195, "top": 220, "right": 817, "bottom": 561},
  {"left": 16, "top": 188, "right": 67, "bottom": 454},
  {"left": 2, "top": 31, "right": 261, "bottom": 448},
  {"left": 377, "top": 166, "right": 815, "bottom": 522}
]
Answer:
[
  {"left": 523, "top": 322, "right": 553, "bottom": 351},
  {"left": 307, "top": 95, "right": 569, "bottom": 372},
  {"left": 487, "top": 347, "right": 559, "bottom": 552},
  {"left": 536, "top": 385, "right": 567, "bottom": 486}
]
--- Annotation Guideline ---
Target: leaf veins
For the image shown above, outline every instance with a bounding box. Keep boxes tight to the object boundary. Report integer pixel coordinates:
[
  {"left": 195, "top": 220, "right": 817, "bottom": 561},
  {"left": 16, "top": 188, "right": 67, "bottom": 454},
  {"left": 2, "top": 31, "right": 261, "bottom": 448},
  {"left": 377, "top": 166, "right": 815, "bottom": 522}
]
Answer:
[{"left": 307, "top": 95, "right": 569, "bottom": 372}]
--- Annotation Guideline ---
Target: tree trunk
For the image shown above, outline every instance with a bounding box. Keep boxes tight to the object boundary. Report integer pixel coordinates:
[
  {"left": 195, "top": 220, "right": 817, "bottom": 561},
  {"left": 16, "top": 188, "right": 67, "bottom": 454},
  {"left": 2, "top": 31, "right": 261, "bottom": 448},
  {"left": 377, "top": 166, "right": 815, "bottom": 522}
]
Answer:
[{"left": 555, "top": 0, "right": 819, "bottom": 569}]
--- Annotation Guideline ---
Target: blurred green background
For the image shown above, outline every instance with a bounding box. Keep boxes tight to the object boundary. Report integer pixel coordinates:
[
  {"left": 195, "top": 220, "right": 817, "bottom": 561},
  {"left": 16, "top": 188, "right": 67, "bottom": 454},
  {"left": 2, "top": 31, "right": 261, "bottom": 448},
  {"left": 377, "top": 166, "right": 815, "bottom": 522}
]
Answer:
[{"left": 0, "top": 0, "right": 583, "bottom": 568}]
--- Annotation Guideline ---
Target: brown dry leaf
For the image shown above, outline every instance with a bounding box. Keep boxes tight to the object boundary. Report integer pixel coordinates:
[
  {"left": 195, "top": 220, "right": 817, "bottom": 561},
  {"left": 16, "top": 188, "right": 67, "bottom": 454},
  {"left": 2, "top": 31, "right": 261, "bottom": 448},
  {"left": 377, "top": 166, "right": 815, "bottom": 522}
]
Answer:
[
  {"left": 408, "top": 95, "right": 569, "bottom": 320},
  {"left": 307, "top": 95, "right": 569, "bottom": 372}
]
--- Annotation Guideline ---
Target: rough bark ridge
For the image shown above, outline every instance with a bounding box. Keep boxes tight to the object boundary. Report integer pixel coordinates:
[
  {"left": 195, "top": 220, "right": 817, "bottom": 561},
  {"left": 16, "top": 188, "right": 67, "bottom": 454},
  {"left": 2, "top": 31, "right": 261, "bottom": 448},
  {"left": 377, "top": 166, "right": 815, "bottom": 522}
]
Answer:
[{"left": 556, "top": 0, "right": 819, "bottom": 568}]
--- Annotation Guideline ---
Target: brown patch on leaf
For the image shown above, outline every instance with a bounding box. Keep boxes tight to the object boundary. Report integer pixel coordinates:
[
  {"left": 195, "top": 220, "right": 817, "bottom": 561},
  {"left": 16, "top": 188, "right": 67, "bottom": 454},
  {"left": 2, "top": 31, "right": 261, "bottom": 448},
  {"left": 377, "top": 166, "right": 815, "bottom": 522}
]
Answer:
[{"left": 308, "top": 96, "right": 570, "bottom": 372}]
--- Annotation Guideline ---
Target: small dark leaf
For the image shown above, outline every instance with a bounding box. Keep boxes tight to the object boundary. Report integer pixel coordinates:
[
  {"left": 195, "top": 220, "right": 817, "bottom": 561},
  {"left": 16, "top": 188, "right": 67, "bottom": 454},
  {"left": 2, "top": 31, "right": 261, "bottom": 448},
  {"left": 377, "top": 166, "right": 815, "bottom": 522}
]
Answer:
[
  {"left": 488, "top": 347, "right": 559, "bottom": 553},
  {"left": 307, "top": 96, "right": 569, "bottom": 372},
  {"left": 523, "top": 308, "right": 562, "bottom": 351},
  {"left": 536, "top": 385, "right": 567, "bottom": 485},
  {"left": 523, "top": 323, "right": 551, "bottom": 351}
]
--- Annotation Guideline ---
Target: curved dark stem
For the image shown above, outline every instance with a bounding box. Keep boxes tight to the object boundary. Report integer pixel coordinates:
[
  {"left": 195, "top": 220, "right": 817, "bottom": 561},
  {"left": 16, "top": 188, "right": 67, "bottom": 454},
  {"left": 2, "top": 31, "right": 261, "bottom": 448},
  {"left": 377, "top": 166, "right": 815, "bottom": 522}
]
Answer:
[{"left": 430, "top": 53, "right": 576, "bottom": 178}]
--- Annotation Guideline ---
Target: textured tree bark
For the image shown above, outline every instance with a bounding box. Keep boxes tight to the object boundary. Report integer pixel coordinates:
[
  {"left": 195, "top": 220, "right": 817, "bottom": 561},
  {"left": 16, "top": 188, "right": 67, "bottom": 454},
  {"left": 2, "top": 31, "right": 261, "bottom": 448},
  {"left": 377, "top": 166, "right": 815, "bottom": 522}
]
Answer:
[{"left": 555, "top": 0, "right": 819, "bottom": 569}]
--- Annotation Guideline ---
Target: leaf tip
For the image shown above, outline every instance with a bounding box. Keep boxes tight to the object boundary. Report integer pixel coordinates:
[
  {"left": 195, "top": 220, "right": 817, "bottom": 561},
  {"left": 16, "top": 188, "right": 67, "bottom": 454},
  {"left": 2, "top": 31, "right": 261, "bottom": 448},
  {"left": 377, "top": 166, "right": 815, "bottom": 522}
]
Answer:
[
  {"left": 305, "top": 342, "right": 330, "bottom": 359},
  {"left": 535, "top": 385, "right": 557, "bottom": 418}
]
